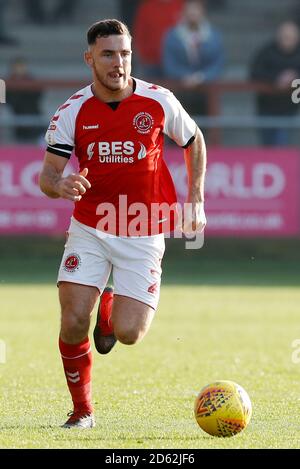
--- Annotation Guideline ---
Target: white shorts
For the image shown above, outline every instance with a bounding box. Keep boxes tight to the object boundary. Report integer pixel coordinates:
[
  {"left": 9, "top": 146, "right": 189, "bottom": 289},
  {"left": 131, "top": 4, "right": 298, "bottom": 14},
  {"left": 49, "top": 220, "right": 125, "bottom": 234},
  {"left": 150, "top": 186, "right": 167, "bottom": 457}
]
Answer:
[{"left": 57, "top": 218, "right": 165, "bottom": 310}]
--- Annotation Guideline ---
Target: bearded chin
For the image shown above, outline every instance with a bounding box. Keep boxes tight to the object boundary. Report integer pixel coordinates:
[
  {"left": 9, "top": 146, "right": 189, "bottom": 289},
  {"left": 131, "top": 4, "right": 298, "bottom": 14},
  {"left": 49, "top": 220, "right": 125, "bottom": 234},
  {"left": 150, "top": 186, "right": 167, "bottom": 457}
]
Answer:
[{"left": 93, "top": 65, "right": 124, "bottom": 91}]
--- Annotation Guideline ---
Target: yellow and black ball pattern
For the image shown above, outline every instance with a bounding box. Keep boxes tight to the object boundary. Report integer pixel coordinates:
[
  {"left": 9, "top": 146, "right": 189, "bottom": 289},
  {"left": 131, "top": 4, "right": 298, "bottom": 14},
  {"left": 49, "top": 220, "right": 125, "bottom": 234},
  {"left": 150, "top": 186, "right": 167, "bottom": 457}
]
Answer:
[{"left": 194, "top": 380, "right": 252, "bottom": 437}]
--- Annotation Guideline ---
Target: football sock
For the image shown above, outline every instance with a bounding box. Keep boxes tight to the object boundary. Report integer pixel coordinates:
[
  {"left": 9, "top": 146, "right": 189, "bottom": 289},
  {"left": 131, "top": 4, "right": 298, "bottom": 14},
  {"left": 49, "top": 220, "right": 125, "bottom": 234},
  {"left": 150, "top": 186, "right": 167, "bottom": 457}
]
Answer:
[
  {"left": 59, "top": 336, "right": 93, "bottom": 414},
  {"left": 99, "top": 288, "right": 114, "bottom": 336}
]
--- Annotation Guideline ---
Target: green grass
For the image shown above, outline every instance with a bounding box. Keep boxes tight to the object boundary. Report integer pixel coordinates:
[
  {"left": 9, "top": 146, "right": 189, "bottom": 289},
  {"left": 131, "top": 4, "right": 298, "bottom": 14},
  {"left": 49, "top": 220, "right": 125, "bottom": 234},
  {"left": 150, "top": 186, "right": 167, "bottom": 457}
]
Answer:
[{"left": 1, "top": 279, "right": 300, "bottom": 448}]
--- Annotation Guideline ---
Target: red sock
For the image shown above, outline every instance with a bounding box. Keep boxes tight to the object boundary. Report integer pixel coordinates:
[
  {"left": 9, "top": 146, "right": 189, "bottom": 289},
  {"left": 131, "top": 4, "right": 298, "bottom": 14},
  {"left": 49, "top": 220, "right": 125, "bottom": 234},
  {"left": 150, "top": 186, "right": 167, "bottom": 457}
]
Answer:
[
  {"left": 98, "top": 289, "right": 114, "bottom": 336},
  {"left": 59, "top": 336, "right": 93, "bottom": 414}
]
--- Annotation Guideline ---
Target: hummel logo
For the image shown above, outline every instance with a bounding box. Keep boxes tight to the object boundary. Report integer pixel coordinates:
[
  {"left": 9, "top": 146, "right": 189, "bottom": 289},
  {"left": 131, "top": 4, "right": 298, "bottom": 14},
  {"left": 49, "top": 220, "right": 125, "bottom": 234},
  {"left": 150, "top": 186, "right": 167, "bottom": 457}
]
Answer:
[
  {"left": 83, "top": 124, "right": 99, "bottom": 130},
  {"left": 66, "top": 371, "right": 80, "bottom": 383}
]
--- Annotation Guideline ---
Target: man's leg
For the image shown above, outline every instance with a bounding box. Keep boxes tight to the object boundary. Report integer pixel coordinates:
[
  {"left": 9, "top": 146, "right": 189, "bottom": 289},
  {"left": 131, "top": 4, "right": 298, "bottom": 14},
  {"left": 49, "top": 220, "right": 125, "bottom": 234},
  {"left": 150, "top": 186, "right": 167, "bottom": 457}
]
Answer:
[
  {"left": 93, "top": 286, "right": 116, "bottom": 354},
  {"left": 59, "top": 282, "right": 99, "bottom": 428},
  {"left": 93, "top": 232, "right": 165, "bottom": 353},
  {"left": 112, "top": 295, "right": 156, "bottom": 345},
  {"left": 93, "top": 288, "right": 155, "bottom": 352},
  {"left": 110, "top": 234, "right": 164, "bottom": 345}
]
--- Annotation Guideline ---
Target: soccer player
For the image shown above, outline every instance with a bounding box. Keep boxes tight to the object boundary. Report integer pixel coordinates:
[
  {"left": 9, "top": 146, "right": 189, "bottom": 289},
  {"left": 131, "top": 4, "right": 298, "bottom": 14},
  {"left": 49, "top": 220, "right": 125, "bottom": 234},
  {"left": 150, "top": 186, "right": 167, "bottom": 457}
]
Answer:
[{"left": 39, "top": 19, "right": 207, "bottom": 428}]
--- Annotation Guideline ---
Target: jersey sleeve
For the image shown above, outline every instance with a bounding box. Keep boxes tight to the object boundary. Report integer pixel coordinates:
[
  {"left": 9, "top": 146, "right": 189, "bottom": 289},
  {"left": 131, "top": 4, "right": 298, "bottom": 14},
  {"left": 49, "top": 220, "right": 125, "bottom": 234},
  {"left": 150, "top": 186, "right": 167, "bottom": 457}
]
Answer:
[
  {"left": 163, "top": 92, "right": 197, "bottom": 148},
  {"left": 45, "top": 103, "right": 75, "bottom": 159}
]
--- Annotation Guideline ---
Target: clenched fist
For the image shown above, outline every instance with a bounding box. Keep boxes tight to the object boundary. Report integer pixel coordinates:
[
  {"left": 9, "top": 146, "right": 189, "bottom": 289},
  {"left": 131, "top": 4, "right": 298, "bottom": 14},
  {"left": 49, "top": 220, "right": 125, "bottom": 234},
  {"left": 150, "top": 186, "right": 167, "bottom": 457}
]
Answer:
[{"left": 56, "top": 168, "right": 91, "bottom": 202}]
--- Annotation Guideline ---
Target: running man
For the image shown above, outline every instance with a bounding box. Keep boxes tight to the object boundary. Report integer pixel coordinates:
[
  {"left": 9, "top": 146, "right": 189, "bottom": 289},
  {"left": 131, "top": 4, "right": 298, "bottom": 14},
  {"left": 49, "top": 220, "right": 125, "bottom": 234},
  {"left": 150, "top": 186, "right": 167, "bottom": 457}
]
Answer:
[{"left": 39, "top": 19, "right": 206, "bottom": 428}]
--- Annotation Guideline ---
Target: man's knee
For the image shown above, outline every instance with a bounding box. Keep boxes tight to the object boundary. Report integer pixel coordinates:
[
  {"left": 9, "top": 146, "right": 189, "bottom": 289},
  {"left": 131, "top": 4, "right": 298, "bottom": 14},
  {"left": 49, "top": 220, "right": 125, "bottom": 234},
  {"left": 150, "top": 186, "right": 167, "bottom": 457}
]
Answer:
[
  {"left": 60, "top": 308, "right": 90, "bottom": 342},
  {"left": 112, "top": 297, "right": 155, "bottom": 345},
  {"left": 59, "top": 283, "right": 98, "bottom": 342},
  {"left": 114, "top": 325, "right": 145, "bottom": 345}
]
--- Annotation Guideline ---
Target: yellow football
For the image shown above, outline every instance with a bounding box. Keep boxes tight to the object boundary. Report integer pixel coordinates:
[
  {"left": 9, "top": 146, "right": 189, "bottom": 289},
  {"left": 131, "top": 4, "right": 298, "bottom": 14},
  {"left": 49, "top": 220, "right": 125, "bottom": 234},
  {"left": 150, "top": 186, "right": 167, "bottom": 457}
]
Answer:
[{"left": 194, "top": 380, "right": 252, "bottom": 437}]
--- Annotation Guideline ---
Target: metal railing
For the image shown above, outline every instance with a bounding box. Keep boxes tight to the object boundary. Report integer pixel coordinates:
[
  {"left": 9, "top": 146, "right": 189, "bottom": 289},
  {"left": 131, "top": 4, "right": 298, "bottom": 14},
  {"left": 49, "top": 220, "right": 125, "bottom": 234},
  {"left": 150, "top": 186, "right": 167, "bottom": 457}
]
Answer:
[{"left": 1, "top": 78, "right": 299, "bottom": 145}]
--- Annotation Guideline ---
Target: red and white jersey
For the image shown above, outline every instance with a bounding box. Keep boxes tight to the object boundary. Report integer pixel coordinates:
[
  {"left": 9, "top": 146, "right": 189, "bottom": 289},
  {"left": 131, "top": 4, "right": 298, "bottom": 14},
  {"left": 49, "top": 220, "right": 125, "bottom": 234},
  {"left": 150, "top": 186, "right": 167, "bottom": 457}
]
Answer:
[{"left": 45, "top": 77, "right": 197, "bottom": 236}]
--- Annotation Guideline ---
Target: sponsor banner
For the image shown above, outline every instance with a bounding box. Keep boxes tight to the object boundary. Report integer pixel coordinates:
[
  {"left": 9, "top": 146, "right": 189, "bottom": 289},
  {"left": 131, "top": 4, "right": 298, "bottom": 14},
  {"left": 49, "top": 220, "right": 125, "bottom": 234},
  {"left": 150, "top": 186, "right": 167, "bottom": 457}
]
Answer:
[
  {"left": 165, "top": 147, "right": 300, "bottom": 236},
  {"left": 0, "top": 146, "right": 299, "bottom": 236},
  {"left": 0, "top": 146, "right": 76, "bottom": 234}
]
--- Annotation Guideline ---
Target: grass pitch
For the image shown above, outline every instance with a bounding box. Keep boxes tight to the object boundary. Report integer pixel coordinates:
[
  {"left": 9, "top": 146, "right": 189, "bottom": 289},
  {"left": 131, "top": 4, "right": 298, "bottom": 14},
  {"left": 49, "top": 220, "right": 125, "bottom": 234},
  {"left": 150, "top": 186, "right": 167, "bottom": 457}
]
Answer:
[{"left": 0, "top": 238, "right": 300, "bottom": 448}]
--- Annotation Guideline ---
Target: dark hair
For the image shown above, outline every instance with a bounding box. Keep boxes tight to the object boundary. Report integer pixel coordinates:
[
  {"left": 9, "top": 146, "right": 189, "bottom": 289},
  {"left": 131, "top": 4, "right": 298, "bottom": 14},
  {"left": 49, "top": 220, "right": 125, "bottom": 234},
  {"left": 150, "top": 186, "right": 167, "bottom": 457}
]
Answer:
[{"left": 87, "top": 19, "right": 131, "bottom": 45}]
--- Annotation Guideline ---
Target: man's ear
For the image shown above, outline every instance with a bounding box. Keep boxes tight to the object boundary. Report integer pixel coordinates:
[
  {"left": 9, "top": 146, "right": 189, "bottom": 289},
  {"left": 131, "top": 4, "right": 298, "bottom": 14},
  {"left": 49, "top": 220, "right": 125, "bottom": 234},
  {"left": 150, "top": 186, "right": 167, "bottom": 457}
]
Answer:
[{"left": 84, "top": 50, "right": 93, "bottom": 68}]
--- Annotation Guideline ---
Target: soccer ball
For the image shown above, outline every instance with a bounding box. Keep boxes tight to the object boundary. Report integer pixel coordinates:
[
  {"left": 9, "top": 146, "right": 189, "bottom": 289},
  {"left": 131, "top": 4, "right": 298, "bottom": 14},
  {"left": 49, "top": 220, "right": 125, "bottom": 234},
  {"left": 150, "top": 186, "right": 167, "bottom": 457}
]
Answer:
[{"left": 194, "top": 380, "right": 252, "bottom": 437}]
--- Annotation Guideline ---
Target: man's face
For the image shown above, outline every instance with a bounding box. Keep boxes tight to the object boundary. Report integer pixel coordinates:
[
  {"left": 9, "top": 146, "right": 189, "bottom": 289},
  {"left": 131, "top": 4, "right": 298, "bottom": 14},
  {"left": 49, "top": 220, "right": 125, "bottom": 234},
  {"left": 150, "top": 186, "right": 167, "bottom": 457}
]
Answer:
[
  {"left": 85, "top": 34, "right": 132, "bottom": 92},
  {"left": 184, "top": 2, "right": 204, "bottom": 29},
  {"left": 277, "top": 22, "right": 300, "bottom": 53}
]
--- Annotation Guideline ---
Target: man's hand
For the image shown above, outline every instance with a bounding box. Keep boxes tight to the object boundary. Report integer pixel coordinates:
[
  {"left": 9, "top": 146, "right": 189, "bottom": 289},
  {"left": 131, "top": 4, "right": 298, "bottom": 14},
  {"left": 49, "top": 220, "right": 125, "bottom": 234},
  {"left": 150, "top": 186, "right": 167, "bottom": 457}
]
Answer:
[
  {"left": 182, "top": 201, "right": 207, "bottom": 235},
  {"left": 56, "top": 168, "right": 91, "bottom": 202}
]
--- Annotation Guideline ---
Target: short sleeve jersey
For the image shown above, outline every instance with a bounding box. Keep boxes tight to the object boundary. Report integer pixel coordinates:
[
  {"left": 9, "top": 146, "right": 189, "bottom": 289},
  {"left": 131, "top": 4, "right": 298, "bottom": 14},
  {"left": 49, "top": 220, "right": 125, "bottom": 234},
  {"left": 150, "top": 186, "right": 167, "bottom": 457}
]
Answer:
[{"left": 45, "top": 78, "right": 197, "bottom": 236}]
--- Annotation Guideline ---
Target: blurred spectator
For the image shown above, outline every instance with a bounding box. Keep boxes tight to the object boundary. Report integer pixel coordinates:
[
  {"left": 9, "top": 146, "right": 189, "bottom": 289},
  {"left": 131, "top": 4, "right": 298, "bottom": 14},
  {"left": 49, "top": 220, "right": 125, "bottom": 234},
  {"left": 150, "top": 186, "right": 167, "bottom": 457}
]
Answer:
[
  {"left": 163, "top": 0, "right": 224, "bottom": 115},
  {"left": 6, "top": 57, "right": 44, "bottom": 143},
  {"left": 133, "top": 0, "right": 184, "bottom": 79},
  {"left": 24, "top": 0, "right": 78, "bottom": 24},
  {"left": 119, "top": 0, "right": 142, "bottom": 30},
  {"left": 250, "top": 21, "right": 300, "bottom": 146},
  {"left": 0, "top": 0, "right": 18, "bottom": 45}
]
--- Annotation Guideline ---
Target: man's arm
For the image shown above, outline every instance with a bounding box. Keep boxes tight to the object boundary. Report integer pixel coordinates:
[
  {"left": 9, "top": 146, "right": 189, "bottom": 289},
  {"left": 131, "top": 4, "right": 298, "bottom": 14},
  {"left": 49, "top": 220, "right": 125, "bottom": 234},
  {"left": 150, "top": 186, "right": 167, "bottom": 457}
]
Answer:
[
  {"left": 182, "top": 127, "right": 207, "bottom": 233},
  {"left": 39, "top": 151, "right": 91, "bottom": 202}
]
